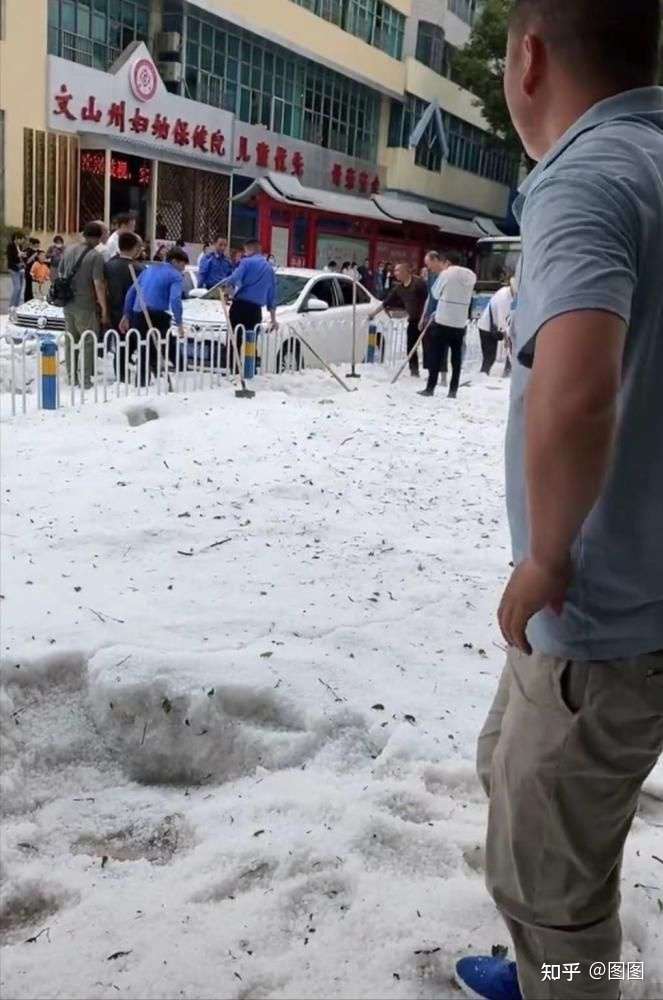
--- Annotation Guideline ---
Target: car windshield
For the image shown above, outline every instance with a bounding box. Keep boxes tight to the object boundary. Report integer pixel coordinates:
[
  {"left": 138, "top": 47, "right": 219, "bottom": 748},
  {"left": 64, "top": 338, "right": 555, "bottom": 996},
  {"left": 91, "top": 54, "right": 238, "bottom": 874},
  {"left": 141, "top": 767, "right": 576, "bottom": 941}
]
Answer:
[{"left": 203, "top": 274, "right": 308, "bottom": 307}]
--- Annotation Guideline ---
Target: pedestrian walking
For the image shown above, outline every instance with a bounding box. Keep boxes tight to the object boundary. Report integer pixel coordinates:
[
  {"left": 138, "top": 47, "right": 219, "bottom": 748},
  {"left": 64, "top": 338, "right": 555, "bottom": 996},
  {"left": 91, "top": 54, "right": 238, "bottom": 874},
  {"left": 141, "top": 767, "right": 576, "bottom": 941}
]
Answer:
[
  {"left": 198, "top": 235, "right": 232, "bottom": 289},
  {"left": 419, "top": 250, "right": 476, "bottom": 399},
  {"left": 6, "top": 231, "right": 25, "bottom": 308},
  {"left": 477, "top": 272, "right": 515, "bottom": 375},
  {"left": 220, "top": 239, "right": 279, "bottom": 371},
  {"left": 104, "top": 231, "right": 144, "bottom": 380},
  {"left": 29, "top": 251, "right": 51, "bottom": 299},
  {"left": 122, "top": 247, "right": 188, "bottom": 386},
  {"left": 369, "top": 262, "right": 428, "bottom": 376},
  {"left": 455, "top": 3, "right": 663, "bottom": 1000},
  {"left": 57, "top": 222, "right": 109, "bottom": 388}
]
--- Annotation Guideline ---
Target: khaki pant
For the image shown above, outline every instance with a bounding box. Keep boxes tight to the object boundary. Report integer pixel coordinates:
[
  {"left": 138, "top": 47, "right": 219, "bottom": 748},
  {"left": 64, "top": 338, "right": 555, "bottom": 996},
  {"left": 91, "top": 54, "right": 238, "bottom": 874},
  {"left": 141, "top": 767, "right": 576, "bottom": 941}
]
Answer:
[
  {"left": 63, "top": 307, "right": 98, "bottom": 389},
  {"left": 479, "top": 649, "right": 663, "bottom": 1000}
]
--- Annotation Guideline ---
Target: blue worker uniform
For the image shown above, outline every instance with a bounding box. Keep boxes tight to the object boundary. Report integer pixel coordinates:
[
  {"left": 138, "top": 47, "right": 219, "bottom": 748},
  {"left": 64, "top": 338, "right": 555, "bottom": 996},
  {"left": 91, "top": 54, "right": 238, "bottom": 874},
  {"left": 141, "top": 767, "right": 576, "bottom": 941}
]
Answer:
[
  {"left": 123, "top": 263, "right": 184, "bottom": 384},
  {"left": 124, "top": 262, "right": 184, "bottom": 325},
  {"left": 198, "top": 251, "right": 233, "bottom": 289},
  {"left": 221, "top": 253, "right": 277, "bottom": 332}
]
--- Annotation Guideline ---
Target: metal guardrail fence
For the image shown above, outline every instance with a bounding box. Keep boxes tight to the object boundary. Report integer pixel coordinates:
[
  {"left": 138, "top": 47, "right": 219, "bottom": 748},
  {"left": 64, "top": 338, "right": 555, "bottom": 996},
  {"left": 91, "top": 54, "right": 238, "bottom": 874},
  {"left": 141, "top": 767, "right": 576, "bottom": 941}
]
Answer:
[
  {"left": 1, "top": 317, "right": 499, "bottom": 418},
  {"left": 0, "top": 317, "right": 412, "bottom": 418}
]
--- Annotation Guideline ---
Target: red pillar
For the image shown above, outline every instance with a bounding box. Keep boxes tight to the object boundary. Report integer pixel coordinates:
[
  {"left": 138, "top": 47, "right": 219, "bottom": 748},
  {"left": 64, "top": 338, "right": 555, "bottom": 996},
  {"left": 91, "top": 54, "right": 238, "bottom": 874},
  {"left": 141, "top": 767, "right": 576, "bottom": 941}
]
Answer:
[
  {"left": 258, "top": 193, "right": 271, "bottom": 253},
  {"left": 306, "top": 209, "right": 317, "bottom": 268}
]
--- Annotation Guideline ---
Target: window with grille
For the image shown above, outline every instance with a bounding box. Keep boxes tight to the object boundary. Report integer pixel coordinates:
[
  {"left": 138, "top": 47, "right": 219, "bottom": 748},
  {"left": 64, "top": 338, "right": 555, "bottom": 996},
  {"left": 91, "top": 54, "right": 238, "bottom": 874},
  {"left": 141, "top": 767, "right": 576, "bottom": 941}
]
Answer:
[
  {"left": 48, "top": 0, "right": 150, "bottom": 71},
  {"left": 184, "top": 9, "right": 381, "bottom": 162},
  {"left": 415, "top": 22, "right": 459, "bottom": 81},
  {"left": 157, "top": 162, "right": 230, "bottom": 245},
  {"left": 415, "top": 21, "right": 445, "bottom": 75}
]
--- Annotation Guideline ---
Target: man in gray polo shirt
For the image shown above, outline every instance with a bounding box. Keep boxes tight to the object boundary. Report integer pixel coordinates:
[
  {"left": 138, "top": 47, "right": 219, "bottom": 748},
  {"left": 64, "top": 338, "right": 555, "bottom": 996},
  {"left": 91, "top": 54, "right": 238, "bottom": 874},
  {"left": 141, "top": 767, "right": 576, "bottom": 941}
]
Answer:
[{"left": 454, "top": 3, "right": 663, "bottom": 1000}]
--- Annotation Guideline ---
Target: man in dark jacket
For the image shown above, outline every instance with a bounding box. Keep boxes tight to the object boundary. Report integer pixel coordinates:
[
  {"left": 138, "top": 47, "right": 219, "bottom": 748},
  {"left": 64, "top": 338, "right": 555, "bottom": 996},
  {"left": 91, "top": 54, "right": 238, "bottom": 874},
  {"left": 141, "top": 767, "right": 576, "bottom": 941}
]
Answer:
[
  {"left": 103, "top": 231, "right": 143, "bottom": 380},
  {"left": 369, "top": 262, "right": 428, "bottom": 376}
]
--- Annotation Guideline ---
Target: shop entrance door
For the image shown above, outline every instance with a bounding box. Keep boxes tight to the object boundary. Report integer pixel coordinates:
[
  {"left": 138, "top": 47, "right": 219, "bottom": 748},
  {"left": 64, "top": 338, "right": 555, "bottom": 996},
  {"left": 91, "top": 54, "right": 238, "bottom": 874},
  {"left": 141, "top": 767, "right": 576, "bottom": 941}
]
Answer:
[{"left": 109, "top": 153, "right": 152, "bottom": 241}]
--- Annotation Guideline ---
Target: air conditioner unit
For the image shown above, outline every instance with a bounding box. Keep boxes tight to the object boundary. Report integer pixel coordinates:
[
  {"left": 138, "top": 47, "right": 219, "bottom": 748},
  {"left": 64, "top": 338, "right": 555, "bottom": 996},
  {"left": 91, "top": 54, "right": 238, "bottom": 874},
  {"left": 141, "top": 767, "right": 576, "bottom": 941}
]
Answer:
[
  {"left": 156, "top": 31, "right": 181, "bottom": 54},
  {"left": 159, "top": 61, "right": 183, "bottom": 84}
]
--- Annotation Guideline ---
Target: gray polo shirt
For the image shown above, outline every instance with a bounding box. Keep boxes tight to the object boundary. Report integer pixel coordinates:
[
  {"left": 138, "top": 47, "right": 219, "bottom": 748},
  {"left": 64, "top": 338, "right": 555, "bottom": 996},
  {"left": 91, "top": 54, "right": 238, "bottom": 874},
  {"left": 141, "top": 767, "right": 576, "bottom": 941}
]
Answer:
[
  {"left": 507, "top": 87, "right": 663, "bottom": 660},
  {"left": 60, "top": 242, "right": 104, "bottom": 313}
]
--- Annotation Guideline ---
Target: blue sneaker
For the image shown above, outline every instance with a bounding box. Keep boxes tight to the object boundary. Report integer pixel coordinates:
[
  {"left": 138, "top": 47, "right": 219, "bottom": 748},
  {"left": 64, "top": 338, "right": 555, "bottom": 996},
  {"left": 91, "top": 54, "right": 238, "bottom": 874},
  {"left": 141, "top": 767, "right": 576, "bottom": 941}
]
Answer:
[{"left": 455, "top": 956, "right": 523, "bottom": 1000}]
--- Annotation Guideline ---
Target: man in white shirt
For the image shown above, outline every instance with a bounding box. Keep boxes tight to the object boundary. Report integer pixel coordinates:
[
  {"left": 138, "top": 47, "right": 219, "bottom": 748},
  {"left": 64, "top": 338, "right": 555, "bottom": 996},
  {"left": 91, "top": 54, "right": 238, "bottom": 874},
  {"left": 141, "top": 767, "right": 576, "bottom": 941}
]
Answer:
[
  {"left": 477, "top": 274, "right": 515, "bottom": 375},
  {"left": 104, "top": 213, "right": 137, "bottom": 260},
  {"left": 419, "top": 250, "right": 477, "bottom": 399}
]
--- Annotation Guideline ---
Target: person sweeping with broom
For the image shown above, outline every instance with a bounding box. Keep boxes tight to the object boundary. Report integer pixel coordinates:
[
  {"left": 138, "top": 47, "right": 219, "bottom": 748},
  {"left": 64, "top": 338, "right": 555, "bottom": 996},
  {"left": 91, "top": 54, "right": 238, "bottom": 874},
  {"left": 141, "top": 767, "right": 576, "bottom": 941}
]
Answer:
[
  {"left": 121, "top": 246, "right": 188, "bottom": 386},
  {"left": 219, "top": 239, "right": 279, "bottom": 375}
]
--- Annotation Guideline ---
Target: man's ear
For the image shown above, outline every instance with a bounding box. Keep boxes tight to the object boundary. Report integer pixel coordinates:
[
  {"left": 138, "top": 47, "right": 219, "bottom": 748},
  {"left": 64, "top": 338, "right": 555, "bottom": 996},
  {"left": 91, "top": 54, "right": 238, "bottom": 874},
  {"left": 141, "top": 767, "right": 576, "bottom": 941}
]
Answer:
[{"left": 522, "top": 32, "right": 546, "bottom": 98}]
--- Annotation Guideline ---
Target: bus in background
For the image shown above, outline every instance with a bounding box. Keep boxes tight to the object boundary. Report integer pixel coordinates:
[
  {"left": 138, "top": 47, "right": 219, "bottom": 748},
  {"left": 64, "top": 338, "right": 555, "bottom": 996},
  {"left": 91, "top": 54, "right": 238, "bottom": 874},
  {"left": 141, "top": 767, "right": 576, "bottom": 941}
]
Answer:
[{"left": 471, "top": 235, "right": 522, "bottom": 319}]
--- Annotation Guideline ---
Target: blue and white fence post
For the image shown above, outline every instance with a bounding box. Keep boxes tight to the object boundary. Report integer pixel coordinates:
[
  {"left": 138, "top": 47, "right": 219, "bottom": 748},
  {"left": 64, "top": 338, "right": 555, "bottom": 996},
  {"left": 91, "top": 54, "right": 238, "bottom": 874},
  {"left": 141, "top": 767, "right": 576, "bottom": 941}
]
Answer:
[
  {"left": 366, "top": 323, "right": 378, "bottom": 363},
  {"left": 40, "top": 338, "right": 58, "bottom": 410},
  {"left": 243, "top": 326, "right": 257, "bottom": 380}
]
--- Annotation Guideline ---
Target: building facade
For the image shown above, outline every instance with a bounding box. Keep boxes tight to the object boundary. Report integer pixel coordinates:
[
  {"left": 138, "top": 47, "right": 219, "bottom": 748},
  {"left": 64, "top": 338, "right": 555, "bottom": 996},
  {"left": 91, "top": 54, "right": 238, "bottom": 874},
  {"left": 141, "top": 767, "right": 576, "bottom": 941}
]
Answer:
[{"left": 1, "top": 0, "right": 518, "bottom": 270}]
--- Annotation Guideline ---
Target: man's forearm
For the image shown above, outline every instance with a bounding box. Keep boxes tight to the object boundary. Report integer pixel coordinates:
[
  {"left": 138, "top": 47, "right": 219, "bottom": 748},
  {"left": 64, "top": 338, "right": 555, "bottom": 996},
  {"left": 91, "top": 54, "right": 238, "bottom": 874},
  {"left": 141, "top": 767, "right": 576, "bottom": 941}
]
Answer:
[
  {"left": 94, "top": 279, "right": 108, "bottom": 318},
  {"left": 526, "top": 377, "right": 617, "bottom": 570}
]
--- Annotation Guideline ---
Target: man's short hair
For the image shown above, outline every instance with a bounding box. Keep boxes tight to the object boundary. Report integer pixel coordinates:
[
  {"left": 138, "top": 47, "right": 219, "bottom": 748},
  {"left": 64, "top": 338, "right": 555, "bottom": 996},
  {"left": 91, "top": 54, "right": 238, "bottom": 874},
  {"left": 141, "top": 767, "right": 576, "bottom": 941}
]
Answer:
[
  {"left": 244, "top": 239, "right": 261, "bottom": 251},
  {"left": 213, "top": 234, "right": 227, "bottom": 243},
  {"left": 442, "top": 249, "right": 462, "bottom": 266},
  {"left": 510, "top": 0, "right": 661, "bottom": 91},
  {"left": 166, "top": 247, "right": 189, "bottom": 265},
  {"left": 425, "top": 250, "right": 440, "bottom": 261},
  {"left": 82, "top": 221, "right": 105, "bottom": 240},
  {"left": 118, "top": 231, "right": 141, "bottom": 253},
  {"left": 113, "top": 212, "right": 134, "bottom": 227}
]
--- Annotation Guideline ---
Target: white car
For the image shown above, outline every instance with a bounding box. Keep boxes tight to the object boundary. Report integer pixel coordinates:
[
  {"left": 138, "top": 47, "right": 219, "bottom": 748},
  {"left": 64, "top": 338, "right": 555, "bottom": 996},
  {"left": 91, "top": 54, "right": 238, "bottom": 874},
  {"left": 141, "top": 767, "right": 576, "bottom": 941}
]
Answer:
[
  {"left": 184, "top": 268, "right": 384, "bottom": 372},
  {"left": 5, "top": 268, "right": 384, "bottom": 373}
]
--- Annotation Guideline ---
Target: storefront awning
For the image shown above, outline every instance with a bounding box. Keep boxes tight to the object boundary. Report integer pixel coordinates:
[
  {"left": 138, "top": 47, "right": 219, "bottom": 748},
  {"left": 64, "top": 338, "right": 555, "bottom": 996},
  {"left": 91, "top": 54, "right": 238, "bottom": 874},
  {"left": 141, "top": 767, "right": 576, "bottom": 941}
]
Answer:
[
  {"left": 372, "top": 195, "right": 484, "bottom": 238},
  {"left": 234, "top": 173, "right": 491, "bottom": 237},
  {"left": 234, "top": 173, "right": 399, "bottom": 223}
]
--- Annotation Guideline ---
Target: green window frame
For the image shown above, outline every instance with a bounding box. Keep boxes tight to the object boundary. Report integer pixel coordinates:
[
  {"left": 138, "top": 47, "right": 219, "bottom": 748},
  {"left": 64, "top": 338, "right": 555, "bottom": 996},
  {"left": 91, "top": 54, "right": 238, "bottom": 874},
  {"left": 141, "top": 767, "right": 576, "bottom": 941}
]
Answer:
[
  {"left": 292, "top": 0, "right": 404, "bottom": 59},
  {"left": 47, "top": 0, "right": 150, "bottom": 70},
  {"left": 183, "top": 7, "right": 381, "bottom": 161}
]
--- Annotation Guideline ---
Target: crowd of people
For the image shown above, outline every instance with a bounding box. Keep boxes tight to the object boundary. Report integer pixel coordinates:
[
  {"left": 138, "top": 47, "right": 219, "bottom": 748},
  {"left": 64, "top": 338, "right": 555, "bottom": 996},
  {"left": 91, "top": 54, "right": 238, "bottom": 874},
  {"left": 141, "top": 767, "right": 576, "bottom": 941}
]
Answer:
[
  {"left": 6, "top": 213, "right": 514, "bottom": 394},
  {"left": 367, "top": 250, "right": 513, "bottom": 398},
  {"left": 3, "top": 212, "right": 280, "bottom": 389}
]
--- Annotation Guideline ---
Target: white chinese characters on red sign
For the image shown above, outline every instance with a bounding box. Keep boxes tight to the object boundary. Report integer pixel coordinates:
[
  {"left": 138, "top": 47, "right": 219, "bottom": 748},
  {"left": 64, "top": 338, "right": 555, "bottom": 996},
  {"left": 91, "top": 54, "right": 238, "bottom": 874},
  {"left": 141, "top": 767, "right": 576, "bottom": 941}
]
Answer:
[
  {"left": 130, "top": 57, "right": 158, "bottom": 103},
  {"left": 53, "top": 85, "right": 227, "bottom": 159}
]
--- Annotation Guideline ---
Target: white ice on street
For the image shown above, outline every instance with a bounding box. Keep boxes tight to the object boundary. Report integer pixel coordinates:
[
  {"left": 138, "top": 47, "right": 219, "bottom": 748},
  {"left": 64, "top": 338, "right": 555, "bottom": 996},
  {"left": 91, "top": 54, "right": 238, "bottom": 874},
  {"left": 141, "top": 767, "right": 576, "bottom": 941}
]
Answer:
[{"left": 1, "top": 366, "right": 661, "bottom": 1000}]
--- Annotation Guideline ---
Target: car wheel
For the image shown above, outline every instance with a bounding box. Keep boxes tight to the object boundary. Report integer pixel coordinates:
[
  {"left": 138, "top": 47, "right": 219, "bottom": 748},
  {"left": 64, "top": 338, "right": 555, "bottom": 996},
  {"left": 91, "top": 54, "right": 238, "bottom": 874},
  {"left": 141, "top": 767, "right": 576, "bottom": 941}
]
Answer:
[{"left": 276, "top": 339, "right": 303, "bottom": 374}]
